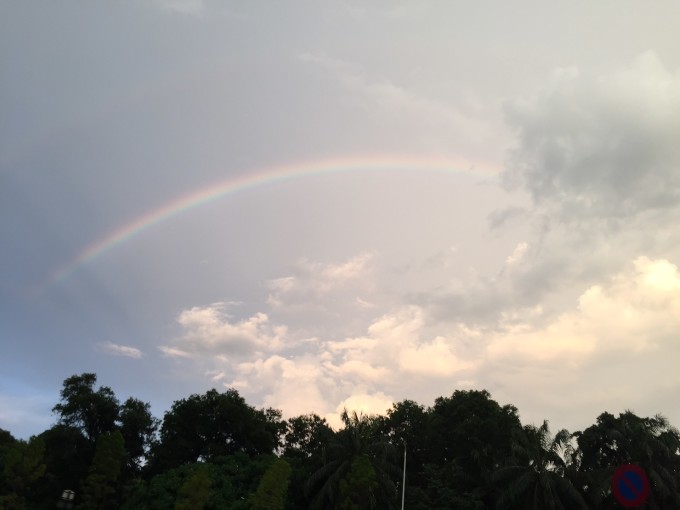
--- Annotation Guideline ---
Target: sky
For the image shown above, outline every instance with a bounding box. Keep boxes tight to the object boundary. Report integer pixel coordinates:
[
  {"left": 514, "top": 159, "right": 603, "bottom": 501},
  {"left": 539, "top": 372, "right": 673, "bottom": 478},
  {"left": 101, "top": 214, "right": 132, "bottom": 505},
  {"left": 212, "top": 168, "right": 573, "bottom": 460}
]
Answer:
[{"left": 2, "top": 1, "right": 680, "bottom": 439}]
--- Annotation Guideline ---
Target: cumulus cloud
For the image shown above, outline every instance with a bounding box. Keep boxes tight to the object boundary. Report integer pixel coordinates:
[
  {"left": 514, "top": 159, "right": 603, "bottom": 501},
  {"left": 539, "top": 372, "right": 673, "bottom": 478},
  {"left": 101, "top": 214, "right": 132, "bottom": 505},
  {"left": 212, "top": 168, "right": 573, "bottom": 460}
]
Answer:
[
  {"left": 156, "top": 248, "right": 680, "bottom": 434},
  {"left": 480, "top": 256, "right": 680, "bottom": 430},
  {"left": 488, "top": 256, "right": 680, "bottom": 362},
  {"left": 267, "top": 253, "right": 374, "bottom": 306},
  {"left": 504, "top": 52, "right": 680, "bottom": 220},
  {"left": 264, "top": 253, "right": 385, "bottom": 337},
  {"left": 222, "top": 305, "right": 476, "bottom": 425},
  {"left": 162, "top": 302, "right": 289, "bottom": 358},
  {"left": 505, "top": 242, "right": 529, "bottom": 266},
  {"left": 100, "top": 342, "right": 143, "bottom": 359}
]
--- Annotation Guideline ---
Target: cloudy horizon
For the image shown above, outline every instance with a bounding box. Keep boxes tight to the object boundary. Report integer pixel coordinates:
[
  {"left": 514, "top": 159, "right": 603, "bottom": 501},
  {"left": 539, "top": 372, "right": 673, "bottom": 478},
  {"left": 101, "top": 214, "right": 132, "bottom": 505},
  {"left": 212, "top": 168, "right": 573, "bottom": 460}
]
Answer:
[{"left": 3, "top": 1, "right": 680, "bottom": 438}]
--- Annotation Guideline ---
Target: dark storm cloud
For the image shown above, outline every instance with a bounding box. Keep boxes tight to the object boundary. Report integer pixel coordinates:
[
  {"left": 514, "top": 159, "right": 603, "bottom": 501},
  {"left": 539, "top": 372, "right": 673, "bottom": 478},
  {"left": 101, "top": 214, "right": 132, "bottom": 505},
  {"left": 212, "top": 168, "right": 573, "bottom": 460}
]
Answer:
[{"left": 503, "top": 53, "right": 680, "bottom": 220}]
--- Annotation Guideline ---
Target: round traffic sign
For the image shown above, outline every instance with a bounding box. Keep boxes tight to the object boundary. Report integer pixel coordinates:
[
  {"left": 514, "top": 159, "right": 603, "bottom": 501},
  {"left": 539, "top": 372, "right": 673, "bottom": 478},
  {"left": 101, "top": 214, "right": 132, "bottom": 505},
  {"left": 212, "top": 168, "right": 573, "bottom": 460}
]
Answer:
[{"left": 611, "top": 464, "right": 650, "bottom": 508}]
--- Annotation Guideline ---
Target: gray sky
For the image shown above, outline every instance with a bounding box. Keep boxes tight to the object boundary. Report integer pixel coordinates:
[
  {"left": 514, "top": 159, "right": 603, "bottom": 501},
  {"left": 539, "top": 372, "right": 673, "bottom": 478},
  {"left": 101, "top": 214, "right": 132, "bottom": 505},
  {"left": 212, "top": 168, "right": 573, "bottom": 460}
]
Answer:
[{"left": 3, "top": 0, "right": 680, "bottom": 438}]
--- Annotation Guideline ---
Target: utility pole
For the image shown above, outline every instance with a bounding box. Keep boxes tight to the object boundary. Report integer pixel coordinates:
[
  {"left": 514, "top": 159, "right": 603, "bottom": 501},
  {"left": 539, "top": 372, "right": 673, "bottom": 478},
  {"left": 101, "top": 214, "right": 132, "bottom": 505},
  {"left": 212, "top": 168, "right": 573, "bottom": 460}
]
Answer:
[{"left": 401, "top": 441, "right": 407, "bottom": 510}]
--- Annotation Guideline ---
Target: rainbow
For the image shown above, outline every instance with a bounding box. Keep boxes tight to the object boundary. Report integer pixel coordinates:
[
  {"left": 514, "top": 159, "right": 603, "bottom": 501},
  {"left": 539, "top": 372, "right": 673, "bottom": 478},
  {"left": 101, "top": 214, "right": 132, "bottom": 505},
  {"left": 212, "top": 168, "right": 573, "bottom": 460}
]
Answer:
[{"left": 42, "top": 154, "right": 499, "bottom": 291}]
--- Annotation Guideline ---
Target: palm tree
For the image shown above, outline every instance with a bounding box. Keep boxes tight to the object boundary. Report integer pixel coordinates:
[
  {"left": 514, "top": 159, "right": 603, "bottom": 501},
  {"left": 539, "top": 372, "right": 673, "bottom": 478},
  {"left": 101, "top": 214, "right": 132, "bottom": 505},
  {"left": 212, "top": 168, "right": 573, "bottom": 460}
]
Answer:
[
  {"left": 306, "top": 410, "right": 401, "bottom": 509},
  {"left": 494, "top": 421, "right": 588, "bottom": 510},
  {"left": 575, "top": 411, "right": 680, "bottom": 509}
]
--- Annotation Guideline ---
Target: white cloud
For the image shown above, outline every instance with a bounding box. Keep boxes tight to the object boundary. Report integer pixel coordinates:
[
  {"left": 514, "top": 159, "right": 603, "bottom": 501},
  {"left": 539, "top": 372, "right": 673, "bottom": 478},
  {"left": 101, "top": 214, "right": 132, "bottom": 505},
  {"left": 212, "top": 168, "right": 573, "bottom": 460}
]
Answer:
[
  {"left": 169, "top": 302, "right": 287, "bottom": 357},
  {"left": 100, "top": 342, "right": 143, "bottom": 359},
  {"left": 235, "top": 354, "right": 332, "bottom": 418},
  {"left": 158, "top": 346, "right": 193, "bottom": 359},
  {"left": 487, "top": 256, "right": 680, "bottom": 364},
  {"left": 156, "top": 251, "right": 680, "bottom": 435},
  {"left": 479, "top": 256, "right": 680, "bottom": 430},
  {"left": 505, "top": 242, "right": 528, "bottom": 266},
  {"left": 267, "top": 253, "right": 374, "bottom": 306},
  {"left": 326, "top": 392, "right": 395, "bottom": 429}
]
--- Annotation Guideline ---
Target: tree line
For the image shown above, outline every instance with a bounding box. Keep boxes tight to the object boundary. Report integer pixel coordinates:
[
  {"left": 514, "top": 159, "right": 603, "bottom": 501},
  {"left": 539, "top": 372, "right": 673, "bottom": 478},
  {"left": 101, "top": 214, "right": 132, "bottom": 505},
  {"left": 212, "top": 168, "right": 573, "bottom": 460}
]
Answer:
[{"left": 1, "top": 373, "right": 679, "bottom": 509}]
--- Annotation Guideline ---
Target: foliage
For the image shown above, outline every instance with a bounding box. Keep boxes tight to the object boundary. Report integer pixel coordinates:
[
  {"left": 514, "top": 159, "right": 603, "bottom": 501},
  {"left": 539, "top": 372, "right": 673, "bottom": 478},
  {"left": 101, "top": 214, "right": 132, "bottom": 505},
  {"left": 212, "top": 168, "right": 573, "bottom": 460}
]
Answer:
[
  {"left": 77, "top": 430, "right": 125, "bottom": 510},
  {"left": 574, "top": 411, "right": 680, "bottom": 509},
  {"left": 35, "top": 424, "right": 91, "bottom": 507},
  {"left": 151, "top": 388, "right": 282, "bottom": 472},
  {"left": 122, "top": 453, "right": 273, "bottom": 509},
  {"left": 307, "top": 410, "right": 400, "bottom": 510},
  {"left": 250, "top": 458, "right": 292, "bottom": 510},
  {"left": 0, "top": 436, "right": 46, "bottom": 509},
  {"left": 426, "top": 389, "right": 522, "bottom": 507},
  {"left": 118, "top": 397, "right": 159, "bottom": 475},
  {"left": 283, "top": 414, "right": 334, "bottom": 459},
  {"left": 174, "top": 466, "right": 212, "bottom": 510},
  {"left": 4, "top": 373, "right": 680, "bottom": 510},
  {"left": 53, "top": 373, "right": 119, "bottom": 443},
  {"left": 494, "top": 421, "right": 588, "bottom": 510},
  {"left": 337, "top": 454, "right": 378, "bottom": 510}
]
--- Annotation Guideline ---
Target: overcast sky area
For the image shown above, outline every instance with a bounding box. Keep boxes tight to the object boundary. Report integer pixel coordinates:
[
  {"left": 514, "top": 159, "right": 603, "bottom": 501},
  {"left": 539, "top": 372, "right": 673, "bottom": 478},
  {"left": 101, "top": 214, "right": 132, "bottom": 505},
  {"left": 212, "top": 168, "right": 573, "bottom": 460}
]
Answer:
[{"left": 3, "top": 1, "right": 680, "bottom": 439}]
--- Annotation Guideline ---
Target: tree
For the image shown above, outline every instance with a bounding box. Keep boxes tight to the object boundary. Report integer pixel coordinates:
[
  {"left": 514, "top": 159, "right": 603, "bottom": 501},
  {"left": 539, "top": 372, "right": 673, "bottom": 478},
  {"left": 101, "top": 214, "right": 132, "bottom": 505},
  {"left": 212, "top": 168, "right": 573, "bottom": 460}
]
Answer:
[
  {"left": 337, "top": 454, "right": 379, "bottom": 510},
  {"left": 77, "top": 430, "right": 125, "bottom": 510},
  {"left": 151, "top": 389, "right": 282, "bottom": 471},
  {"left": 118, "top": 397, "right": 158, "bottom": 474},
  {"left": 574, "top": 411, "right": 680, "bottom": 509},
  {"left": 379, "top": 400, "right": 428, "bottom": 506},
  {"left": 283, "top": 414, "right": 334, "bottom": 459},
  {"left": 282, "top": 414, "right": 334, "bottom": 508},
  {"left": 250, "top": 458, "right": 291, "bottom": 510},
  {"left": 174, "top": 466, "right": 212, "bottom": 510},
  {"left": 307, "top": 410, "right": 400, "bottom": 510},
  {"left": 53, "top": 373, "right": 119, "bottom": 443},
  {"left": 35, "top": 424, "right": 92, "bottom": 508},
  {"left": 425, "top": 390, "right": 522, "bottom": 507},
  {"left": 0, "top": 436, "right": 46, "bottom": 509},
  {"left": 494, "top": 421, "right": 588, "bottom": 510},
  {"left": 122, "top": 454, "right": 273, "bottom": 510}
]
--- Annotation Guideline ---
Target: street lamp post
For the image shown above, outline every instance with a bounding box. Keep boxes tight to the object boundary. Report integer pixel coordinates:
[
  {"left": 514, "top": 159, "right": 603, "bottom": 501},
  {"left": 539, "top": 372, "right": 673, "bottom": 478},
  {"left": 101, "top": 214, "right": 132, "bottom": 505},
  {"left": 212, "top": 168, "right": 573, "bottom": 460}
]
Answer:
[
  {"left": 56, "top": 489, "right": 75, "bottom": 509},
  {"left": 401, "top": 441, "right": 407, "bottom": 510}
]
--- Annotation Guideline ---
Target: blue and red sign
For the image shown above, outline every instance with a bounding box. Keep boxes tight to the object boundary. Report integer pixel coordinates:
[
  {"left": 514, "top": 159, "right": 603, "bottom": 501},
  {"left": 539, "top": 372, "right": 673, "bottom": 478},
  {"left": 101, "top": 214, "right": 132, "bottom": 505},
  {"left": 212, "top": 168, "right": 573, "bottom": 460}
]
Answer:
[{"left": 611, "top": 464, "right": 650, "bottom": 508}]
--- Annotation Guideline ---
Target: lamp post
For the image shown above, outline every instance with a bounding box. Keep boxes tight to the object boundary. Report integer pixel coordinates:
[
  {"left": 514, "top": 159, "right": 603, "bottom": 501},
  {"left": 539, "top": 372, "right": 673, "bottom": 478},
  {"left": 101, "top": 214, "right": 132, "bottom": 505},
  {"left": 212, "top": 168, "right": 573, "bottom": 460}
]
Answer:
[
  {"left": 56, "top": 489, "right": 75, "bottom": 509},
  {"left": 401, "top": 441, "right": 406, "bottom": 510}
]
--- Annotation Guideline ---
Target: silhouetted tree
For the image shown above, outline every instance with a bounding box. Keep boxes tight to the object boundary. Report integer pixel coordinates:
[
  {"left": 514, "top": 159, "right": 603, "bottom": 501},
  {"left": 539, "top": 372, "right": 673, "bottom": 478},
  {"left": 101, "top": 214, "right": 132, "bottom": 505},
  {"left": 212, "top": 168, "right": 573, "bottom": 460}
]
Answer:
[
  {"left": 250, "top": 458, "right": 291, "bottom": 510},
  {"left": 77, "top": 430, "right": 125, "bottom": 510},
  {"left": 53, "top": 373, "right": 119, "bottom": 443},
  {"left": 307, "top": 410, "right": 400, "bottom": 510},
  {"left": 150, "top": 388, "right": 282, "bottom": 472},
  {"left": 494, "top": 421, "right": 587, "bottom": 509},
  {"left": 575, "top": 411, "right": 680, "bottom": 509}
]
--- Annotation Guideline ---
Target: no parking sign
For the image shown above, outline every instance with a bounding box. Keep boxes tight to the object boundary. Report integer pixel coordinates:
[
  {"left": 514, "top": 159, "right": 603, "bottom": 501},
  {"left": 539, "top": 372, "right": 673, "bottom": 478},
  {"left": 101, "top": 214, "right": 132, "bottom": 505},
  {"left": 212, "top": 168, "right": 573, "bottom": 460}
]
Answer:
[{"left": 611, "top": 464, "right": 650, "bottom": 508}]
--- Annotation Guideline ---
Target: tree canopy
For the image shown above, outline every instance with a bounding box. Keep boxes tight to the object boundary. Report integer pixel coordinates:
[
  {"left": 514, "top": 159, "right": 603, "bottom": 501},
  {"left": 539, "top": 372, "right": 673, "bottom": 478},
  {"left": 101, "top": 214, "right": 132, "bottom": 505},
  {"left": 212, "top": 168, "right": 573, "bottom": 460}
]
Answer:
[{"left": 1, "top": 372, "right": 679, "bottom": 510}]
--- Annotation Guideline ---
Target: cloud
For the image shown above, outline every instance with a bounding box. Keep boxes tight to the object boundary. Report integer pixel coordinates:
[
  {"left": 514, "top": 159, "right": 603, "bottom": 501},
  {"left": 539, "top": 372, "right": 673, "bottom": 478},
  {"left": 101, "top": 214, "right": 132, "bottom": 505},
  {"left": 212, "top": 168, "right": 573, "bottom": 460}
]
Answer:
[
  {"left": 155, "top": 248, "right": 680, "bottom": 435},
  {"left": 267, "top": 253, "right": 374, "bottom": 306},
  {"left": 264, "top": 253, "right": 383, "bottom": 337},
  {"left": 478, "top": 256, "right": 680, "bottom": 430},
  {"left": 326, "top": 392, "right": 395, "bottom": 428},
  {"left": 159, "top": 346, "right": 193, "bottom": 358},
  {"left": 100, "top": 342, "right": 143, "bottom": 359},
  {"left": 488, "top": 256, "right": 680, "bottom": 363},
  {"left": 504, "top": 52, "right": 680, "bottom": 220},
  {"left": 165, "top": 302, "right": 288, "bottom": 358},
  {"left": 505, "top": 242, "right": 529, "bottom": 266}
]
